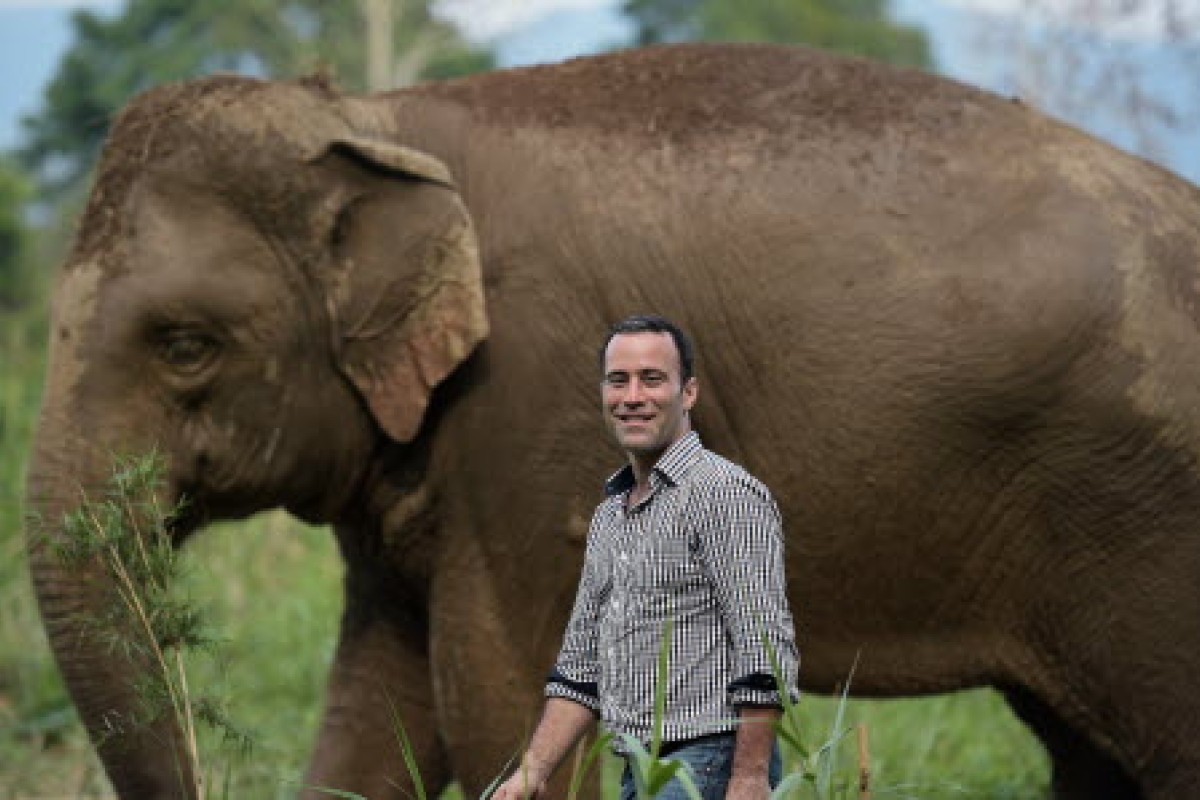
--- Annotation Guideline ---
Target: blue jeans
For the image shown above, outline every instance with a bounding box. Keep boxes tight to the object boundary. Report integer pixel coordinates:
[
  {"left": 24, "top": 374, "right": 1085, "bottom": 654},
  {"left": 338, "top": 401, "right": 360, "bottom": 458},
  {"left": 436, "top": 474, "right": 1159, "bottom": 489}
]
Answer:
[{"left": 619, "top": 733, "right": 782, "bottom": 800}]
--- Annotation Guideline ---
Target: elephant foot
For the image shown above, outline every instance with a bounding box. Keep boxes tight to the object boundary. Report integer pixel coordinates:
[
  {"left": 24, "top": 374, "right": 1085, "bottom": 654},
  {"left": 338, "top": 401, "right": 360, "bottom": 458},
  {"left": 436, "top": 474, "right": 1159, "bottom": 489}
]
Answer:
[{"left": 1001, "top": 687, "right": 1138, "bottom": 800}]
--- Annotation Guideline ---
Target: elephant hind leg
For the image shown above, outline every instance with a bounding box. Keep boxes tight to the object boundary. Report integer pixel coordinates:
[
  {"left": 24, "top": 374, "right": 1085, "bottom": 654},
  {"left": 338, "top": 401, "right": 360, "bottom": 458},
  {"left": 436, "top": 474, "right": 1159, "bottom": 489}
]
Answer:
[{"left": 1001, "top": 686, "right": 1137, "bottom": 800}]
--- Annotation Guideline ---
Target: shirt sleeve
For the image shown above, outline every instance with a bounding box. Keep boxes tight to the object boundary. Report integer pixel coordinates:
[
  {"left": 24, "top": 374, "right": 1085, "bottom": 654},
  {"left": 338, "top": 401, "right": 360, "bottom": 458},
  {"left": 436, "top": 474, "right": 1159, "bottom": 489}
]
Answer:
[
  {"left": 693, "top": 476, "right": 800, "bottom": 708},
  {"left": 544, "top": 510, "right": 608, "bottom": 713}
]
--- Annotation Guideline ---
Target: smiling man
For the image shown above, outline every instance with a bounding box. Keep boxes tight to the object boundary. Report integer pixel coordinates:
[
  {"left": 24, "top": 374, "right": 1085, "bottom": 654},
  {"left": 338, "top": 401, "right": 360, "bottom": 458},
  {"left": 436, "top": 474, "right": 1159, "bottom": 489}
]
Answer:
[{"left": 494, "top": 315, "right": 800, "bottom": 800}]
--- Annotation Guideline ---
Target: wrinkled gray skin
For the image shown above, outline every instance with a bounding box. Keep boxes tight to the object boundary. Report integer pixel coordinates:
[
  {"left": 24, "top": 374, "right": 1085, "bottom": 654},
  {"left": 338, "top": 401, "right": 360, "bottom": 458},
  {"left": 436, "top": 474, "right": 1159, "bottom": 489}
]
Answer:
[{"left": 24, "top": 43, "right": 1200, "bottom": 799}]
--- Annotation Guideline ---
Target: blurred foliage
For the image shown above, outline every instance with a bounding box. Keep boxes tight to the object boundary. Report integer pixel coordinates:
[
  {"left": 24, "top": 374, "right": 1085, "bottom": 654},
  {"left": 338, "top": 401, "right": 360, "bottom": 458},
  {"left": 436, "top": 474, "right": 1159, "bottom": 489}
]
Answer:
[
  {"left": 18, "top": 0, "right": 493, "bottom": 200},
  {"left": 622, "top": 0, "right": 931, "bottom": 68},
  {"left": 0, "top": 156, "right": 34, "bottom": 311}
]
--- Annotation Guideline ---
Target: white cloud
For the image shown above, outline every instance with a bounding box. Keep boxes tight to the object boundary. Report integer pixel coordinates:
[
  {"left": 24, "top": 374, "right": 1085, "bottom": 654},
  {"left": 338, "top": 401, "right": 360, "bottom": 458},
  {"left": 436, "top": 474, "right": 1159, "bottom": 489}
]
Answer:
[
  {"left": 942, "top": 0, "right": 1200, "bottom": 41},
  {"left": 436, "top": 0, "right": 618, "bottom": 42}
]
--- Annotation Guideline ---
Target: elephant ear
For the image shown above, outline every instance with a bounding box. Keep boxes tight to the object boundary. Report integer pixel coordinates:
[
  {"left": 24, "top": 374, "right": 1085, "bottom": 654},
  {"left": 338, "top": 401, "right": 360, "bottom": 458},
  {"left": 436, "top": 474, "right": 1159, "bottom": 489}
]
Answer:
[{"left": 315, "top": 135, "right": 488, "bottom": 443}]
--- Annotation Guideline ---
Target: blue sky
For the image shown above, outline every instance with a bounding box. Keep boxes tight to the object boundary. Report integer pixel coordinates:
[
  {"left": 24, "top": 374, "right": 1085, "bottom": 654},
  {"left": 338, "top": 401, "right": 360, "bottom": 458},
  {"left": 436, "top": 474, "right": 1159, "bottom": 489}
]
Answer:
[
  {"left": 0, "top": 0, "right": 1196, "bottom": 183},
  {"left": 0, "top": 4, "right": 92, "bottom": 149}
]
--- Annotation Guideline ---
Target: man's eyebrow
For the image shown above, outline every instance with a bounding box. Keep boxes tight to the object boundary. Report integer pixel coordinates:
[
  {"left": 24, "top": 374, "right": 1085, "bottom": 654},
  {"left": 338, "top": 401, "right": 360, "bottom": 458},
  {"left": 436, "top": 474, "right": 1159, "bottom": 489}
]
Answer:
[{"left": 605, "top": 368, "right": 668, "bottom": 376}]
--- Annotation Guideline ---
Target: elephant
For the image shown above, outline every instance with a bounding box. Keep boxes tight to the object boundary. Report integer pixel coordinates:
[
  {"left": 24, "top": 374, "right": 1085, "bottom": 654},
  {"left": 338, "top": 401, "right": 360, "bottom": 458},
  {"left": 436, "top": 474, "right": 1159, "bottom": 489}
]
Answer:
[{"left": 23, "top": 41, "right": 1200, "bottom": 799}]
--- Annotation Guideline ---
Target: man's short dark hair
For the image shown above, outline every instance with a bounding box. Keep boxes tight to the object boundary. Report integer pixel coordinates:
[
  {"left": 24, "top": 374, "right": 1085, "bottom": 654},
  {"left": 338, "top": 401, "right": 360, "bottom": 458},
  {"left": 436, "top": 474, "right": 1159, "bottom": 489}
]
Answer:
[{"left": 599, "top": 314, "right": 695, "bottom": 381}]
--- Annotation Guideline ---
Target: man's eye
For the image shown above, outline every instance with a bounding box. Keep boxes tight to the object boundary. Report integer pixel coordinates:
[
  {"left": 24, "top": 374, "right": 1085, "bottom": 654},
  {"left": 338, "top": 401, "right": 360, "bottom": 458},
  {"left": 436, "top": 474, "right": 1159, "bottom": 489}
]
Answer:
[
  {"left": 643, "top": 374, "right": 666, "bottom": 386},
  {"left": 605, "top": 375, "right": 628, "bottom": 387}
]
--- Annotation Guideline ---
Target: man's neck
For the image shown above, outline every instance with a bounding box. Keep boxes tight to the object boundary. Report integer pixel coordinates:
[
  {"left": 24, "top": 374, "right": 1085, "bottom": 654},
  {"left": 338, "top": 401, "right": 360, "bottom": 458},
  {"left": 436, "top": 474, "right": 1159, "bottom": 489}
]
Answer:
[
  {"left": 625, "top": 429, "right": 690, "bottom": 499},
  {"left": 628, "top": 455, "right": 658, "bottom": 500}
]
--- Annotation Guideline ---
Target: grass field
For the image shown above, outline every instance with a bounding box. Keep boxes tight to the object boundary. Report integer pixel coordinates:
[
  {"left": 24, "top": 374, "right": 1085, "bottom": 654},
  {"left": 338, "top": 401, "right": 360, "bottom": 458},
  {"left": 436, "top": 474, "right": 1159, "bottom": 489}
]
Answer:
[{"left": 0, "top": 305, "right": 1050, "bottom": 798}]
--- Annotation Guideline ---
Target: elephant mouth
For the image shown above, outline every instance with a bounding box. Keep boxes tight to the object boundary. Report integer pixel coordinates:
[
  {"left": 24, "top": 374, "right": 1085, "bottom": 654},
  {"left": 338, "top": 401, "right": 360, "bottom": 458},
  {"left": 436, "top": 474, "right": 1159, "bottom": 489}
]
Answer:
[
  {"left": 170, "top": 471, "right": 270, "bottom": 539},
  {"left": 172, "top": 480, "right": 298, "bottom": 535},
  {"left": 163, "top": 489, "right": 209, "bottom": 543}
]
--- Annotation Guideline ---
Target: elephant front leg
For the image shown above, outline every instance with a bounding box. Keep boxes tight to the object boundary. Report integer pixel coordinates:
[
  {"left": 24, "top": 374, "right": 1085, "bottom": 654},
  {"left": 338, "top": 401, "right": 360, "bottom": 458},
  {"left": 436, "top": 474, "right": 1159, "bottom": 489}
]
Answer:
[
  {"left": 429, "top": 531, "right": 601, "bottom": 800},
  {"left": 301, "top": 574, "right": 448, "bottom": 800}
]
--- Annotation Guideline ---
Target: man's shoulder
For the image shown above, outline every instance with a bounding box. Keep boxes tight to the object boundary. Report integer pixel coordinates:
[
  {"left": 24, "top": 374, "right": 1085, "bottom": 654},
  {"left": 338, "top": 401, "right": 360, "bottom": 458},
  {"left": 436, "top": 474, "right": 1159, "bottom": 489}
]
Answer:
[
  {"left": 690, "top": 448, "right": 775, "bottom": 503},
  {"left": 591, "top": 490, "right": 625, "bottom": 519}
]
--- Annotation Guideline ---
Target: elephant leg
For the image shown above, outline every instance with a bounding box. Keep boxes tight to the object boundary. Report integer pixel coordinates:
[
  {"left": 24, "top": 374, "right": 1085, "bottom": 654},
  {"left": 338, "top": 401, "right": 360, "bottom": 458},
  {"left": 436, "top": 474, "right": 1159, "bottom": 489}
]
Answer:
[
  {"left": 302, "top": 562, "right": 448, "bottom": 800},
  {"left": 429, "top": 529, "right": 601, "bottom": 799},
  {"left": 1010, "top": 531, "right": 1200, "bottom": 799},
  {"left": 1002, "top": 686, "right": 1137, "bottom": 800}
]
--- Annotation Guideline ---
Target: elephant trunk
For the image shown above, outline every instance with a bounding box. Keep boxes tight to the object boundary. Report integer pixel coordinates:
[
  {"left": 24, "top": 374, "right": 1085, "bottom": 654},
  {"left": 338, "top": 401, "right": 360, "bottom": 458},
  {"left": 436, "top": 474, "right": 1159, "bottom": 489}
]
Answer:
[{"left": 25, "top": 423, "right": 198, "bottom": 800}]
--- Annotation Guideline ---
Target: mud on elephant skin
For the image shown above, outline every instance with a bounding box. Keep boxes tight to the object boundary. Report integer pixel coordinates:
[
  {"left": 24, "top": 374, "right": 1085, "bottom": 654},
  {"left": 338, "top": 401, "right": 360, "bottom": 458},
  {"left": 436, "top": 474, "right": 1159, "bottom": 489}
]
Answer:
[{"left": 24, "top": 42, "right": 1200, "bottom": 799}]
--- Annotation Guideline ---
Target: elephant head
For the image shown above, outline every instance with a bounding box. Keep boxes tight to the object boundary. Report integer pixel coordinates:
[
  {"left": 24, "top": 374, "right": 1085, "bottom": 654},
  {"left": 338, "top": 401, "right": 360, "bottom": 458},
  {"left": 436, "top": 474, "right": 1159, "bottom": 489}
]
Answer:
[{"left": 25, "top": 75, "right": 487, "bottom": 797}]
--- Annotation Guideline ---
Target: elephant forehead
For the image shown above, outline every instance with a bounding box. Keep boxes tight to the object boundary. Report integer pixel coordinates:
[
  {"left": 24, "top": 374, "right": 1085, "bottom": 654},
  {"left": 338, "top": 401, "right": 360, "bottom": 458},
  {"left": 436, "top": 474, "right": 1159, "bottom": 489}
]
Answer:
[
  {"left": 126, "top": 78, "right": 347, "bottom": 166},
  {"left": 129, "top": 180, "right": 278, "bottom": 277},
  {"left": 74, "top": 76, "right": 346, "bottom": 266},
  {"left": 90, "top": 184, "right": 303, "bottom": 341},
  {"left": 185, "top": 85, "right": 345, "bottom": 151}
]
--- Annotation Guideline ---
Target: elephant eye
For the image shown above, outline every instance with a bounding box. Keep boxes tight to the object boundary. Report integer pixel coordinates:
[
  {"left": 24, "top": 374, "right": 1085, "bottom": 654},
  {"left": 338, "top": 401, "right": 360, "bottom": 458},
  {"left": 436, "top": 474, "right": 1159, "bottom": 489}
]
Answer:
[{"left": 158, "top": 330, "right": 219, "bottom": 373}]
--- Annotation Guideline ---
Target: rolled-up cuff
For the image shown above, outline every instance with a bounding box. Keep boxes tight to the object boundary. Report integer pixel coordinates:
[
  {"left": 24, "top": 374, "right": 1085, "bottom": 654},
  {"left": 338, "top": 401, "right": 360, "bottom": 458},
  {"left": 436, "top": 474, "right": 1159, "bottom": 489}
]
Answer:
[
  {"left": 727, "top": 671, "right": 800, "bottom": 708},
  {"left": 545, "top": 666, "right": 601, "bottom": 712},
  {"left": 729, "top": 687, "right": 789, "bottom": 708},
  {"left": 545, "top": 682, "right": 601, "bottom": 712}
]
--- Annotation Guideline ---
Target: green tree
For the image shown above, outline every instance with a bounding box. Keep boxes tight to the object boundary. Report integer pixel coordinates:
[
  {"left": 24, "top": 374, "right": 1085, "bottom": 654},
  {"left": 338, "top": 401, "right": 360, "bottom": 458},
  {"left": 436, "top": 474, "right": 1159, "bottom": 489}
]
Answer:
[
  {"left": 623, "top": 0, "right": 931, "bottom": 68},
  {"left": 20, "top": 0, "right": 492, "bottom": 198},
  {"left": 0, "top": 156, "right": 33, "bottom": 310}
]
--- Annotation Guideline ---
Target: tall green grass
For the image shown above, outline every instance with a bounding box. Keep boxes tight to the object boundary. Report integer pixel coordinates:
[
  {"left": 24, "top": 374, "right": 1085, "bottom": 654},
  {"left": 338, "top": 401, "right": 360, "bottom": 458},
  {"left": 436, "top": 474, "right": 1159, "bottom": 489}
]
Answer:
[{"left": 0, "top": 304, "right": 1049, "bottom": 798}]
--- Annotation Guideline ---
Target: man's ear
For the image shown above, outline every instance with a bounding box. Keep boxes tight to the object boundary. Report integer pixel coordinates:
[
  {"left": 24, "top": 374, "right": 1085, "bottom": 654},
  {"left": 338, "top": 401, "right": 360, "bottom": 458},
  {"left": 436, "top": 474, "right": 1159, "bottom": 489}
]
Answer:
[{"left": 683, "top": 376, "right": 699, "bottom": 410}]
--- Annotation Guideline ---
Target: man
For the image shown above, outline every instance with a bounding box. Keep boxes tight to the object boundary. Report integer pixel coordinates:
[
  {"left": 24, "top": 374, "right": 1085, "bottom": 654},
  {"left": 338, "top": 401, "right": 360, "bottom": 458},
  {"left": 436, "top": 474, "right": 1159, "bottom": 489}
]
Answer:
[{"left": 494, "top": 315, "right": 799, "bottom": 800}]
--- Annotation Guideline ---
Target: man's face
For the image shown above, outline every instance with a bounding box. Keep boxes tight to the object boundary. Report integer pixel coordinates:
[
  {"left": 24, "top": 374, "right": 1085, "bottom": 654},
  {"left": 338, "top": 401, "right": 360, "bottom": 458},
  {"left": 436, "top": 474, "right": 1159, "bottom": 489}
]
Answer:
[{"left": 602, "top": 331, "right": 698, "bottom": 457}]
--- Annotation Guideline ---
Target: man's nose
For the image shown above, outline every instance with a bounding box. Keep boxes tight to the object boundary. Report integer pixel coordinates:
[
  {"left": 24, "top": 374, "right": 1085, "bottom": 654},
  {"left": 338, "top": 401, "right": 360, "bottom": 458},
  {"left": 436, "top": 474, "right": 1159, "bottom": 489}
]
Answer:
[{"left": 622, "top": 378, "right": 646, "bottom": 403}]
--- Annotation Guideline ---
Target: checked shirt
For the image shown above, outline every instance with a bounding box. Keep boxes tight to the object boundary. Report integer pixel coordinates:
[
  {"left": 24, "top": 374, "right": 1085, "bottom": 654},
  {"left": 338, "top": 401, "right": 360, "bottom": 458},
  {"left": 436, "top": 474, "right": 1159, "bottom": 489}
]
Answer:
[{"left": 546, "top": 432, "right": 800, "bottom": 747}]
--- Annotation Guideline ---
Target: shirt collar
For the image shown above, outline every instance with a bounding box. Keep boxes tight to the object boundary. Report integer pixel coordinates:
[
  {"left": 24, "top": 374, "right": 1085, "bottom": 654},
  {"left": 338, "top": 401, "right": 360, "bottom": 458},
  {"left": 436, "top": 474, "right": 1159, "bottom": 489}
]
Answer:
[{"left": 604, "top": 431, "right": 704, "bottom": 497}]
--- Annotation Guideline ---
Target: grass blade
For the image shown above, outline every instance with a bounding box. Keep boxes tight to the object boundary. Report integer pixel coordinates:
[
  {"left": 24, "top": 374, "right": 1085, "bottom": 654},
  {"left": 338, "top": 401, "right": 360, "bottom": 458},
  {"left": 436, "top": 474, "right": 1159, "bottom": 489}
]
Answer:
[
  {"left": 566, "top": 731, "right": 614, "bottom": 800},
  {"left": 384, "top": 688, "right": 427, "bottom": 800}
]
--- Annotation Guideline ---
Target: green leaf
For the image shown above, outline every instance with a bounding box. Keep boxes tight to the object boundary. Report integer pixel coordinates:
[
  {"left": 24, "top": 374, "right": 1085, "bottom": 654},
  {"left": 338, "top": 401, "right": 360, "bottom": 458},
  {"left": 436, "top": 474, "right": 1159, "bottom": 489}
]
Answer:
[
  {"left": 645, "top": 758, "right": 681, "bottom": 795},
  {"left": 566, "top": 731, "right": 614, "bottom": 800},
  {"left": 775, "top": 724, "right": 808, "bottom": 760},
  {"left": 671, "top": 764, "right": 704, "bottom": 800},
  {"left": 479, "top": 753, "right": 517, "bottom": 800},
  {"left": 384, "top": 689, "right": 427, "bottom": 800},
  {"left": 651, "top": 612, "right": 674, "bottom": 759},
  {"left": 769, "top": 771, "right": 811, "bottom": 799}
]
